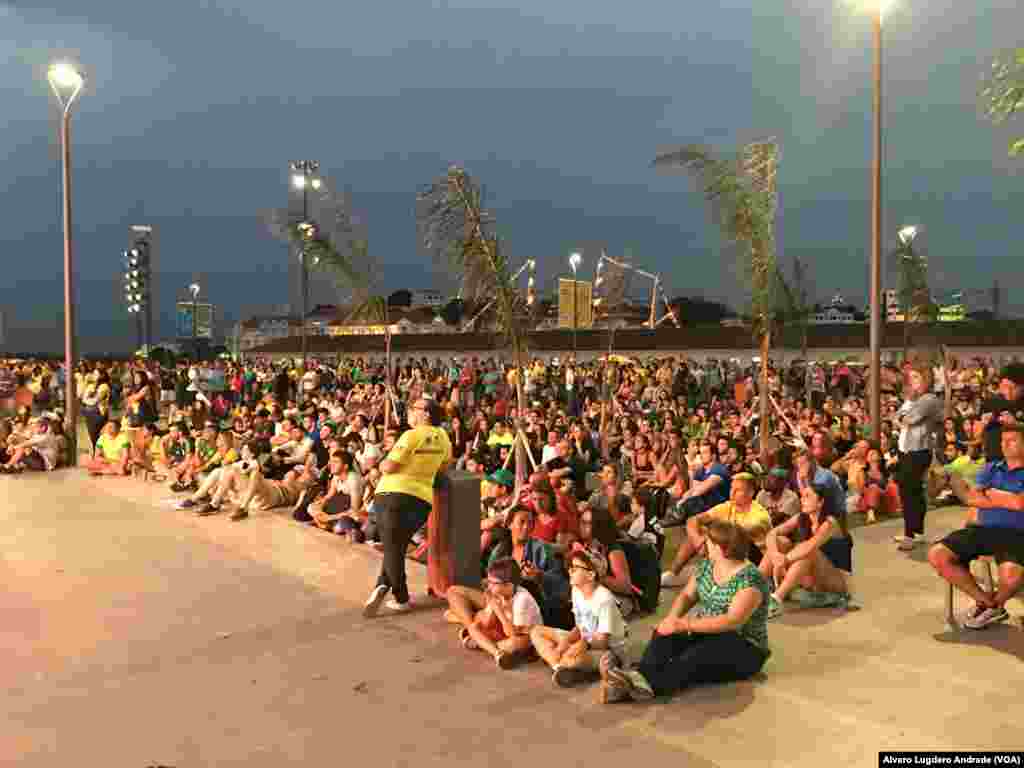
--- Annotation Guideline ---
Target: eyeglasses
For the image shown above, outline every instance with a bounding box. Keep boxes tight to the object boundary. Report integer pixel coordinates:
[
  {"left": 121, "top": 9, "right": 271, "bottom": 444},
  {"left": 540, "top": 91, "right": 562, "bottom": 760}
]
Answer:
[
  {"left": 486, "top": 579, "right": 511, "bottom": 587},
  {"left": 569, "top": 564, "right": 593, "bottom": 573}
]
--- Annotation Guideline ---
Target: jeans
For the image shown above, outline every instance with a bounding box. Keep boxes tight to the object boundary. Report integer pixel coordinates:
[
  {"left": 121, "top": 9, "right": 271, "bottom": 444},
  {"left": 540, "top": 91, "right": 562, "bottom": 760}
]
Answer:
[
  {"left": 83, "top": 408, "right": 107, "bottom": 452},
  {"left": 636, "top": 629, "right": 768, "bottom": 697},
  {"left": 374, "top": 492, "right": 432, "bottom": 604},
  {"left": 897, "top": 449, "right": 932, "bottom": 537}
]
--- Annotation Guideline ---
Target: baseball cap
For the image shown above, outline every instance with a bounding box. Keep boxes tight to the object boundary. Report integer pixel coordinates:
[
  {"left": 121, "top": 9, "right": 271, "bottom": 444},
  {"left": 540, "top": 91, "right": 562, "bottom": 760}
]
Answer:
[{"left": 487, "top": 468, "right": 515, "bottom": 488}]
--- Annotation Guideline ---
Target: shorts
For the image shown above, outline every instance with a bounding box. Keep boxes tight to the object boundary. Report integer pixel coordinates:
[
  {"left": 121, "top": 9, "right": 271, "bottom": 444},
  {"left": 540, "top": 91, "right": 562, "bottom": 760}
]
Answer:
[
  {"left": 940, "top": 525, "right": 1024, "bottom": 568},
  {"left": 821, "top": 536, "right": 853, "bottom": 573}
]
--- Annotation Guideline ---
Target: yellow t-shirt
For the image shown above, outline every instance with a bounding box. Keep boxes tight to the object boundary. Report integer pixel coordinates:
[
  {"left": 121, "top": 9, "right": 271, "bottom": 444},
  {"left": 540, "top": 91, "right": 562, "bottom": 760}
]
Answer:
[
  {"left": 97, "top": 432, "right": 131, "bottom": 462},
  {"left": 376, "top": 425, "right": 452, "bottom": 504},
  {"left": 707, "top": 500, "right": 772, "bottom": 544}
]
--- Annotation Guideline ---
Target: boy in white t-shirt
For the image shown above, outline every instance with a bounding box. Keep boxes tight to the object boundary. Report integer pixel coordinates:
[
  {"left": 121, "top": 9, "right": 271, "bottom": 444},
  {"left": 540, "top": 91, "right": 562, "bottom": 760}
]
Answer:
[
  {"left": 445, "top": 558, "right": 542, "bottom": 670},
  {"left": 530, "top": 548, "right": 628, "bottom": 687}
]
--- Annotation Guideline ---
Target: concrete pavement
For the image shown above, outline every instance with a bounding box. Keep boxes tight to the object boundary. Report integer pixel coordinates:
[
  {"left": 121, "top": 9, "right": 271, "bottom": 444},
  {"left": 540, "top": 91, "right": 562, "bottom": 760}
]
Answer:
[{"left": 2, "top": 471, "right": 1023, "bottom": 768}]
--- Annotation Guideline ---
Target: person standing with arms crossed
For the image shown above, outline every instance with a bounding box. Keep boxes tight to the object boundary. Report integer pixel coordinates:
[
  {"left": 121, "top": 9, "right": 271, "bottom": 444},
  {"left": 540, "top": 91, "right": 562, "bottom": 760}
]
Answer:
[{"left": 364, "top": 398, "right": 452, "bottom": 617}]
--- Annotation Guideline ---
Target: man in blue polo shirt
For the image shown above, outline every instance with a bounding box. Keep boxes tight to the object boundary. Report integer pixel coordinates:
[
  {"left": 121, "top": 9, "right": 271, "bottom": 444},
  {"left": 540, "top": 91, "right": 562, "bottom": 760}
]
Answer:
[
  {"left": 663, "top": 441, "right": 731, "bottom": 527},
  {"left": 929, "top": 424, "right": 1024, "bottom": 629}
]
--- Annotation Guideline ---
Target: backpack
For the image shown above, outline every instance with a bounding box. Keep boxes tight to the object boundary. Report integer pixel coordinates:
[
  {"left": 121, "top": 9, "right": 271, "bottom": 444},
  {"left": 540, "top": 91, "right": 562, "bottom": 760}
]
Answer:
[{"left": 614, "top": 539, "right": 662, "bottom": 615}]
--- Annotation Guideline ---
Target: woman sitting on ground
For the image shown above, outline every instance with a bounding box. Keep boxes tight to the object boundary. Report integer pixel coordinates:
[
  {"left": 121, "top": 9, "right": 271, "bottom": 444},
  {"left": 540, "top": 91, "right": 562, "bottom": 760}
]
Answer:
[
  {"left": 445, "top": 557, "right": 542, "bottom": 670},
  {"left": 763, "top": 483, "right": 853, "bottom": 618},
  {"left": 576, "top": 504, "right": 640, "bottom": 615},
  {"left": 530, "top": 548, "right": 628, "bottom": 688},
  {"left": 84, "top": 420, "right": 132, "bottom": 476},
  {"left": 602, "top": 520, "right": 770, "bottom": 703},
  {"left": 848, "top": 444, "right": 898, "bottom": 524},
  {"left": 528, "top": 473, "right": 578, "bottom": 552}
]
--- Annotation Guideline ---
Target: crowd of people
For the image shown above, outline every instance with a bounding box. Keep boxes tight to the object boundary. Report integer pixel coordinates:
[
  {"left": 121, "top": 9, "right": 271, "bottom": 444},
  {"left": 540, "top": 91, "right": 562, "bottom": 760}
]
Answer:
[{"left": 1, "top": 350, "right": 1022, "bottom": 703}]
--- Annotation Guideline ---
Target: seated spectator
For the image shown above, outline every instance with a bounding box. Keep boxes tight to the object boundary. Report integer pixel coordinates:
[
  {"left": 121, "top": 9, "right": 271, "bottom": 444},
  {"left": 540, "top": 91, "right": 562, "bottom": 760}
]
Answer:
[
  {"left": 662, "top": 472, "right": 770, "bottom": 587},
  {"left": 928, "top": 424, "right": 1024, "bottom": 630},
  {"left": 588, "top": 463, "right": 633, "bottom": 529},
  {"left": 159, "top": 422, "right": 193, "bottom": 476},
  {"left": 486, "top": 419, "right": 516, "bottom": 449},
  {"left": 489, "top": 505, "right": 570, "bottom": 618},
  {"left": 576, "top": 504, "right": 649, "bottom": 614},
  {"left": 830, "top": 439, "right": 870, "bottom": 490},
  {"left": 527, "top": 473, "right": 578, "bottom": 551},
  {"left": 169, "top": 421, "right": 219, "bottom": 492},
  {"left": 764, "top": 483, "right": 853, "bottom": 618},
  {"left": 128, "top": 422, "right": 164, "bottom": 479},
  {"left": 178, "top": 441, "right": 313, "bottom": 521},
  {"left": 0, "top": 416, "right": 60, "bottom": 473},
  {"left": 480, "top": 467, "right": 517, "bottom": 553},
  {"left": 664, "top": 441, "right": 730, "bottom": 526},
  {"left": 265, "top": 423, "right": 314, "bottom": 480},
  {"left": 791, "top": 448, "right": 846, "bottom": 527},
  {"left": 848, "top": 444, "right": 899, "bottom": 523},
  {"left": 530, "top": 548, "right": 627, "bottom": 687},
  {"left": 445, "top": 557, "right": 541, "bottom": 669},
  {"left": 308, "top": 450, "right": 364, "bottom": 535},
  {"left": 756, "top": 467, "right": 800, "bottom": 527},
  {"left": 602, "top": 520, "right": 770, "bottom": 703},
  {"left": 929, "top": 441, "right": 985, "bottom": 506},
  {"left": 83, "top": 420, "right": 131, "bottom": 476}
]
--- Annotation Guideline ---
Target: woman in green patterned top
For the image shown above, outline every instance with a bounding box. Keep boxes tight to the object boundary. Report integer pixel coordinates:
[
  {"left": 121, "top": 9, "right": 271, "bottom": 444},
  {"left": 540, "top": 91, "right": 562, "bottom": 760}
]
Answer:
[{"left": 603, "top": 519, "right": 770, "bottom": 702}]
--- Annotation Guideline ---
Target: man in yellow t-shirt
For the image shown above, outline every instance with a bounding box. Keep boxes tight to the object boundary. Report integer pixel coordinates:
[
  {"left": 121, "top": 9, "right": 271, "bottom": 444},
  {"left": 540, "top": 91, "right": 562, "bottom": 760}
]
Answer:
[
  {"left": 365, "top": 398, "right": 452, "bottom": 617},
  {"left": 662, "top": 473, "right": 771, "bottom": 587}
]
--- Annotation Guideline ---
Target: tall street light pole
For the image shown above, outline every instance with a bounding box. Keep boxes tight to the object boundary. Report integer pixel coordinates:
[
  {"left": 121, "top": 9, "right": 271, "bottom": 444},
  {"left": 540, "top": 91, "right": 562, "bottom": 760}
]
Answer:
[
  {"left": 868, "top": 4, "right": 885, "bottom": 442},
  {"left": 48, "top": 61, "right": 85, "bottom": 464},
  {"left": 189, "top": 283, "right": 201, "bottom": 361},
  {"left": 290, "top": 161, "right": 321, "bottom": 373},
  {"left": 569, "top": 251, "right": 582, "bottom": 358}
]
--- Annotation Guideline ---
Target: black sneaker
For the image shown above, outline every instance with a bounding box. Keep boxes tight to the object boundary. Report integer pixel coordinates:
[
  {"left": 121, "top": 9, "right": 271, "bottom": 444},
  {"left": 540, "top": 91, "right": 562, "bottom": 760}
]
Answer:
[
  {"left": 229, "top": 508, "right": 248, "bottom": 521},
  {"left": 170, "top": 481, "right": 187, "bottom": 493}
]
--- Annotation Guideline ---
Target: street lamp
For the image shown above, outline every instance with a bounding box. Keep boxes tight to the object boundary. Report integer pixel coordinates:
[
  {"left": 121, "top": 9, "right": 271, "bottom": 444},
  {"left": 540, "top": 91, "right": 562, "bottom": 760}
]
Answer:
[
  {"left": 290, "top": 160, "right": 320, "bottom": 372},
  {"left": 189, "top": 282, "right": 201, "bottom": 361},
  {"left": 48, "top": 60, "right": 85, "bottom": 464},
  {"left": 898, "top": 225, "right": 918, "bottom": 246},
  {"left": 861, "top": 0, "right": 899, "bottom": 441},
  {"left": 569, "top": 252, "right": 582, "bottom": 356}
]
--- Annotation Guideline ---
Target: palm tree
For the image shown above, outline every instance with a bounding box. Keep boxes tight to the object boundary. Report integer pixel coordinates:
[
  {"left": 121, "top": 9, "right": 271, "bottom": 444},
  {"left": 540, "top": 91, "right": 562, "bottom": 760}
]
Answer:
[
  {"left": 981, "top": 47, "right": 1024, "bottom": 157},
  {"left": 264, "top": 182, "right": 374, "bottom": 305},
  {"left": 653, "top": 140, "right": 780, "bottom": 460},
  {"left": 417, "top": 166, "right": 532, "bottom": 486}
]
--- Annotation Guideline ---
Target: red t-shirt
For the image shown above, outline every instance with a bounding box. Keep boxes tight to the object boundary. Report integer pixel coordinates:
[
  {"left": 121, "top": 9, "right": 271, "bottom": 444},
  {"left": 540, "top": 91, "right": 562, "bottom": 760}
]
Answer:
[{"left": 523, "top": 492, "right": 579, "bottom": 543}]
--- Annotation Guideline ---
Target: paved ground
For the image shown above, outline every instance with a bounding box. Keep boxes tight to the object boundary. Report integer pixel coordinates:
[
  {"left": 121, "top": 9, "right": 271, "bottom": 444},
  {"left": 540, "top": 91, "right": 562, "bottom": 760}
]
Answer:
[{"left": 2, "top": 472, "right": 1023, "bottom": 768}]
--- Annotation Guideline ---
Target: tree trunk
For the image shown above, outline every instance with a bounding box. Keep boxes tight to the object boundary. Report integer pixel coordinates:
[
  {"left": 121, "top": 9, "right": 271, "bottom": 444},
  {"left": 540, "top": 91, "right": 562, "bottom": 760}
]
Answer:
[
  {"left": 760, "top": 329, "right": 771, "bottom": 464},
  {"left": 513, "top": 352, "right": 529, "bottom": 491}
]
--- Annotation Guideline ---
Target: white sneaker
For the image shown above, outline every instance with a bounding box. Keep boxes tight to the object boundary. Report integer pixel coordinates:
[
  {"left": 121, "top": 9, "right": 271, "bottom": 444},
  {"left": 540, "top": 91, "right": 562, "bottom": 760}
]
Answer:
[
  {"left": 363, "top": 585, "right": 389, "bottom": 618},
  {"left": 661, "top": 570, "right": 686, "bottom": 588},
  {"left": 384, "top": 598, "right": 412, "bottom": 613},
  {"left": 963, "top": 604, "right": 1009, "bottom": 630}
]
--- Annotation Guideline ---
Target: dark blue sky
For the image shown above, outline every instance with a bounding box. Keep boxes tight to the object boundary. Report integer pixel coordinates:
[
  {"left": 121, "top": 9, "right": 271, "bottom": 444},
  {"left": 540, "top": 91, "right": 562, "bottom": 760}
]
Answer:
[{"left": 3, "top": 0, "right": 1021, "bottom": 354}]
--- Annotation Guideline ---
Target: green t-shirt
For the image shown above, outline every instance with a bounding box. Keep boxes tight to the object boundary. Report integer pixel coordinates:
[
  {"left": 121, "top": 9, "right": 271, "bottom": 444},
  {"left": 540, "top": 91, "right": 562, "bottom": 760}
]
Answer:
[
  {"left": 692, "top": 559, "right": 771, "bottom": 652},
  {"left": 195, "top": 438, "right": 217, "bottom": 464}
]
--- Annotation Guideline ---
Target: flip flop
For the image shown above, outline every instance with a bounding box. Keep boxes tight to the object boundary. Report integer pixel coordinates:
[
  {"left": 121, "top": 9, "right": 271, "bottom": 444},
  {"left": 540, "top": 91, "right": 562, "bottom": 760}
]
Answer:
[{"left": 458, "top": 628, "right": 478, "bottom": 650}]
